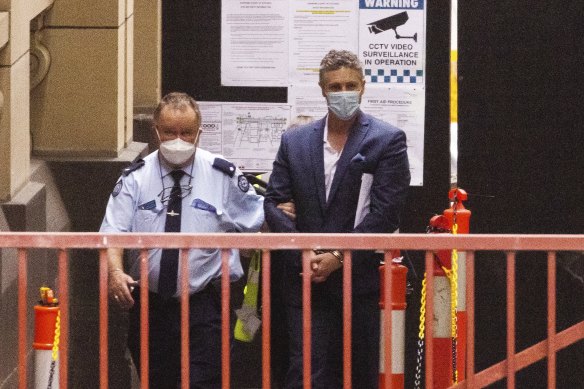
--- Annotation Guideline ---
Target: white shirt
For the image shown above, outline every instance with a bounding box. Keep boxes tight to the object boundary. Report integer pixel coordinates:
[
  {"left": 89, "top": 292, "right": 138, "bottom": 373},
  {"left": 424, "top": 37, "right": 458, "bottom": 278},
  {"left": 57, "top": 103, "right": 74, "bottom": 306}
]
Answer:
[{"left": 323, "top": 115, "right": 343, "bottom": 201}]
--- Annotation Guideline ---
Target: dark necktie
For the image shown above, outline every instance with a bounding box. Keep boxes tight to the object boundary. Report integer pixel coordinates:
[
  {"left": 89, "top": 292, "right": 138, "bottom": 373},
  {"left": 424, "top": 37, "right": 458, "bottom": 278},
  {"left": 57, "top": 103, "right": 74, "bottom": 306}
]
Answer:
[{"left": 158, "top": 170, "right": 185, "bottom": 298}]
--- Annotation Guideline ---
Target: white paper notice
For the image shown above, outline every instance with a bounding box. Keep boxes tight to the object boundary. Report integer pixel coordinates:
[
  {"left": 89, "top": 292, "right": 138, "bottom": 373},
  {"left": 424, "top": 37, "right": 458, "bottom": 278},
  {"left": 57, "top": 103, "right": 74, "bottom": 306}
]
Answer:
[
  {"left": 289, "top": 0, "right": 359, "bottom": 84},
  {"left": 354, "top": 173, "right": 373, "bottom": 228},
  {"left": 199, "top": 102, "right": 291, "bottom": 172},
  {"left": 361, "top": 86, "right": 425, "bottom": 186},
  {"left": 288, "top": 84, "right": 328, "bottom": 120},
  {"left": 358, "top": 1, "right": 426, "bottom": 85},
  {"left": 221, "top": 0, "right": 289, "bottom": 86}
]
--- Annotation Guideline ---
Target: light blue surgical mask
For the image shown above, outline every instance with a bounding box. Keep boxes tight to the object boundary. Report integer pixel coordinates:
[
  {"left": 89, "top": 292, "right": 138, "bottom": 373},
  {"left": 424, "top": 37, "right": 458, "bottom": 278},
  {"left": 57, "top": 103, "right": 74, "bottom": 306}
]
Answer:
[{"left": 326, "top": 91, "right": 361, "bottom": 120}]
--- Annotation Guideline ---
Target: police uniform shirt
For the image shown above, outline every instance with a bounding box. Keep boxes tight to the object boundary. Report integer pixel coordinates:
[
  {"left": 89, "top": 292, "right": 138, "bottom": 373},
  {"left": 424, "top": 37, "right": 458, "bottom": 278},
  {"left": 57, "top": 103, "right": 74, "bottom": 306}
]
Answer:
[{"left": 100, "top": 148, "right": 264, "bottom": 296}]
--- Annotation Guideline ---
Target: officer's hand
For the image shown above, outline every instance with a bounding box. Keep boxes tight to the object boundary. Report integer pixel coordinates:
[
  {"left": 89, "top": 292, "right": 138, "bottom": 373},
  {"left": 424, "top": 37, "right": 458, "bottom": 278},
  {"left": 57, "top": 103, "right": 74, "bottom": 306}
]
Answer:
[
  {"left": 309, "top": 252, "right": 342, "bottom": 283},
  {"left": 277, "top": 201, "right": 296, "bottom": 221},
  {"left": 108, "top": 269, "right": 137, "bottom": 310}
]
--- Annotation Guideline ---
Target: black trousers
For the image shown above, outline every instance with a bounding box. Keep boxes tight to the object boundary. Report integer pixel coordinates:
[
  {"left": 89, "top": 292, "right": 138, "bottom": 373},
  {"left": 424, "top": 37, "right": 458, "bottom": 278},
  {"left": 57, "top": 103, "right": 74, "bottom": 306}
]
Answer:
[
  {"left": 127, "top": 285, "right": 223, "bottom": 389},
  {"left": 283, "top": 293, "right": 380, "bottom": 389}
]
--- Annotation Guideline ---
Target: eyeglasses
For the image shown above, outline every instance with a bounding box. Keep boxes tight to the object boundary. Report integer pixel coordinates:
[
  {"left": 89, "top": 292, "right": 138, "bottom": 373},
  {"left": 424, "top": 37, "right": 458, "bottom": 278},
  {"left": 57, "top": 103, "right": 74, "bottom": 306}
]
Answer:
[
  {"left": 155, "top": 126, "right": 202, "bottom": 141},
  {"left": 158, "top": 185, "right": 193, "bottom": 204}
]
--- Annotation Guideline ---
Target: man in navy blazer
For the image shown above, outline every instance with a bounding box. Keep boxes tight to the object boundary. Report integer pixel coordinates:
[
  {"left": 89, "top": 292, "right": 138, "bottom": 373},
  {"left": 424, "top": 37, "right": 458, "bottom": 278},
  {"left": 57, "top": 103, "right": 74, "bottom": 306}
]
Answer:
[{"left": 264, "top": 49, "right": 410, "bottom": 388}]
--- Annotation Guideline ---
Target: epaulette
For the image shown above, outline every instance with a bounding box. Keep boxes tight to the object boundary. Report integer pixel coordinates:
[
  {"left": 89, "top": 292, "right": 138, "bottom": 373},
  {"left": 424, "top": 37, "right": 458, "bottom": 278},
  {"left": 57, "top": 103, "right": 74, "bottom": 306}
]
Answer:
[
  {"left": 122, "top": 159, "right": 145, "bottom": 176},
  {"left": 212, "top": 157, "right": 236, "bottom": 177}
]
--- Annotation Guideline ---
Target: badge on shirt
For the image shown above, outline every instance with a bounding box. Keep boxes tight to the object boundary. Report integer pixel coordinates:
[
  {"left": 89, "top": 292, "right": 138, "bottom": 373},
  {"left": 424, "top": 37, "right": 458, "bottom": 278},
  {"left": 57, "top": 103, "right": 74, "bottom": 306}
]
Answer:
[
  {"left": 112, "top": 180, "right": 123, "bottom": 197},
  {"left": 192, "top": 198, "right": 219, "bottom": 214},
  {"left": 238, "top": 175, "right": 250, "bottom": 192},
  {"left": 138, "top": 199, "right": 156, "bottom": 210}
]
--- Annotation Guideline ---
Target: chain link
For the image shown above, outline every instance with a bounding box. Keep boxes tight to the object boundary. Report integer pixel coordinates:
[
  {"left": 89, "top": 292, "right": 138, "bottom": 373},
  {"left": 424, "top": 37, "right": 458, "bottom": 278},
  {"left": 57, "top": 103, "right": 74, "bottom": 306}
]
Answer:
[
  {"left": 414, "top": 275, "right": 427, "bottom": 389},
  {"left": 450, "top": 199, "right": 460, "bottom": 384},
  {"left": 450, "top": 243, "right": 459, "bottom": 383},
  {"left": 414, "top": 339, "right": 425, "bottom": 388},
  {"left": 47, "top": 310, "right": 60, "bottom": 389},
  {"left": 47, "top": 361, "right": 56, "bottom": 389}
]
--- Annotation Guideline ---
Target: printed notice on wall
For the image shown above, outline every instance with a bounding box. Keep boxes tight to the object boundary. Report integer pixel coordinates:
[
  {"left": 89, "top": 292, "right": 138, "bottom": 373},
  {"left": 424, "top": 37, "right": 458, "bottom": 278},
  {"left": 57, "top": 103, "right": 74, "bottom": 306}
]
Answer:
[
  {"left": 288, "top": 84, "right": 328, "bottom": 119},
  {"left": 289, "top": 0, "right": 359, "bottom": 84},
  {"left": 358, "top": 0, "right": 426, "bottom": 85},
  {"left": 198, "top": 102, "right": 291, "bottom": 172},
  {"left": 221, "top": 0, "right": 289, "bottom": 86},
  {"left": 361, "top": 86, "right": 425, "bottom": 186}
]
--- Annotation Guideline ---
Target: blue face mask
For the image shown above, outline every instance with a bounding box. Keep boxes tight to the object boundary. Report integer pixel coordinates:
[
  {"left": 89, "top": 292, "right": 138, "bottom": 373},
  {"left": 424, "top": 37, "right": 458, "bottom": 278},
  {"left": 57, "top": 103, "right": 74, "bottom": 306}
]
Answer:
[{"left": 327, "top": 91, "right": 361, "bottom": 120}]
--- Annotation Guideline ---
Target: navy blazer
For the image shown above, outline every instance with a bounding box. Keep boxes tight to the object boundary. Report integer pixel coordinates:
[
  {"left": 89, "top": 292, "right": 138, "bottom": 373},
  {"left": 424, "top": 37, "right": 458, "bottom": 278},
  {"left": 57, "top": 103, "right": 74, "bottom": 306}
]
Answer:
[{"left": 264, "top": 111, "right": 411, "bottom": 301}]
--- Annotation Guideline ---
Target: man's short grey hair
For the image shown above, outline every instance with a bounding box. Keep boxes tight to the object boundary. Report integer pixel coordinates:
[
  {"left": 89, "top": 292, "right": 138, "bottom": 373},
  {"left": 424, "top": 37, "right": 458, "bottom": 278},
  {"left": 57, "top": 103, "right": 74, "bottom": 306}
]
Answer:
[
  {"left": 153, "top": 92, "right": 201, "bottom": 124},
  {"left": 319, "top": 50, "right": 364, "bottom": 84}
]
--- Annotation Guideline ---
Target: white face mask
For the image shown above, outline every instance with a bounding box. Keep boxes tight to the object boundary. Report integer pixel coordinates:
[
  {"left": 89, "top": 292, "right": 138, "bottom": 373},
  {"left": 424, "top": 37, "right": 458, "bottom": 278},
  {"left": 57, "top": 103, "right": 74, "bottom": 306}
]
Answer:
[
  {"left": 159, "top": 138, "right": 196, "bottom": 166},
  {"left": 327, "top": 91, "right": 361, "bottom": 120}
]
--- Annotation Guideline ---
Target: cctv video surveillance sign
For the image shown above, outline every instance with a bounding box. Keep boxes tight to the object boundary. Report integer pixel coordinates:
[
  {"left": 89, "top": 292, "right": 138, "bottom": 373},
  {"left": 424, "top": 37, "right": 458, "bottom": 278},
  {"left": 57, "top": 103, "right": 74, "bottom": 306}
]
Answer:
[{"left": 359, "top": 0, "right": 426, "bottom": 84}]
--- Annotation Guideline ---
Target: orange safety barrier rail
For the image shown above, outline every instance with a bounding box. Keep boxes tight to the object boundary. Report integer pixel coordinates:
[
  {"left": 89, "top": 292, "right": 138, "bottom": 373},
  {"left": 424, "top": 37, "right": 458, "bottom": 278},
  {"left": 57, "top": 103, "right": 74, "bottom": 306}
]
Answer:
[{"left": 1, "top": 232, "right": 583, "bottom": 389}]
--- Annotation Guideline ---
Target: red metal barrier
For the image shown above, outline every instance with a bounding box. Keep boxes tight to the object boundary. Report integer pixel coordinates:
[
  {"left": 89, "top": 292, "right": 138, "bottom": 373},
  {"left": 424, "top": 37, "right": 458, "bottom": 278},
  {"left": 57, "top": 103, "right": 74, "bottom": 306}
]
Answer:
[
  {"left": 379, "top": 256, "right": 408, "bottom": 389},
  {"left": 1, "top": 232, "right": 583, "bottom": 389}
]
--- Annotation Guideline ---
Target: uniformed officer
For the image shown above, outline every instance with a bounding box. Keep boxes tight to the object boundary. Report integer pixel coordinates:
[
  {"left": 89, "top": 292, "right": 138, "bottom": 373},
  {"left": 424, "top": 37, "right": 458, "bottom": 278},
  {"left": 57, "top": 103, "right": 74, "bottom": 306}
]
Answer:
[{"left": 100, "top": 92, "right": 264, "bottom": 388}]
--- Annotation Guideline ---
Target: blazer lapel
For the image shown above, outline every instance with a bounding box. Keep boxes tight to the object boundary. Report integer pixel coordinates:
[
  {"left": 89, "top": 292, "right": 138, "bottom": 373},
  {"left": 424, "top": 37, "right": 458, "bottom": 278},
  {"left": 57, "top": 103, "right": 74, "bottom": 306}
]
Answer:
[
  {"left": 326, "top": 112, "right": 369, "bottom": 208},
  {"left": 309, "top": 119, "right": 327, "bottom": 210}
]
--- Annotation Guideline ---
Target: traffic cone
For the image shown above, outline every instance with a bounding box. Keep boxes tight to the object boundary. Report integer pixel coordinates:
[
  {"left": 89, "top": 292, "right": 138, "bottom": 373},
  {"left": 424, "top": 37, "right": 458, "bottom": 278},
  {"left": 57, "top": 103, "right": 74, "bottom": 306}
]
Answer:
[
  {"left": 33, "top": 287, "right": 60, "bottom": 389},
  {"left": 379, "top": 255, "right": 408, "bottom": 389}
]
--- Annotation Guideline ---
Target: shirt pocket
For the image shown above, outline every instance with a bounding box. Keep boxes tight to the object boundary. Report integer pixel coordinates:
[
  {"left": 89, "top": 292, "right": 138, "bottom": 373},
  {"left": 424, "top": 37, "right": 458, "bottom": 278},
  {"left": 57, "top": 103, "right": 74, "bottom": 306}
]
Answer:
[
  {"left": 188, "top": 207, "right": 224, "bottom": 255},
  {"left": 134, "top": 202, "right": 164, "bottom": 232},
  {"left": 189, "top": 207, "right": 224, "bottom": 233},
  {"left": 348, "top": 158, "right": 366, "bottom": 174},
  {"left": 346, "top": 161, "right": 367, "bottom": 184}
]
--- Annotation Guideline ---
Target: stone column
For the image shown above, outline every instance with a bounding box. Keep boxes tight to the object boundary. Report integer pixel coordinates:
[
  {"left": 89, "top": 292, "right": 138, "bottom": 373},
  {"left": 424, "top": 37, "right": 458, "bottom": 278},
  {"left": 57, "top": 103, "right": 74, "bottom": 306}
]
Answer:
[
  {"left": 134, "top": 0, "right": 161, "bottom": 109},
  {"left": 30, "top": 0, "right": 134, "bottom": 158},
  {"left": 0, "top": 0, "right": 53, "bottom": 201}
]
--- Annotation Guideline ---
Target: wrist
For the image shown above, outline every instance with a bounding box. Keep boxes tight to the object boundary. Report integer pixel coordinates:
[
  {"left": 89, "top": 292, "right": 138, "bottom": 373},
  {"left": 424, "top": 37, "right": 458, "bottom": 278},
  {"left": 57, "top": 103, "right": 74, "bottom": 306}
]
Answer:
[
  {"left": 329, "top": 250, "right": 343, "bottom": 265},
  {"left": 313, "top": 249, "right": 343, "bottom": 265}
]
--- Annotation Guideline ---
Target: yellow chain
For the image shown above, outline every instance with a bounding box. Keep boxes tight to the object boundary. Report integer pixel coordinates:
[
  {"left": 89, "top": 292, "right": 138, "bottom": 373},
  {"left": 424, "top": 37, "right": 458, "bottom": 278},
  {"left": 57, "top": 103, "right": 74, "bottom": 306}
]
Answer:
[
  {"left": 414, "top": 274, "right": 427, "bottom": 389},
  {"left": 418, "top": 275, "right": 427, "bottom": 339},
  {"left": 450, "top": 223, "right": 459, "bottom": 383},
  {"left": 437, "top": 222, "right": 459, "bottom": 384},
  {"left": 51, "top": 311, "right": 61, "bottom": 361},
  {"left": 451, "top": 225, "right": 459, "bottom": 341}
]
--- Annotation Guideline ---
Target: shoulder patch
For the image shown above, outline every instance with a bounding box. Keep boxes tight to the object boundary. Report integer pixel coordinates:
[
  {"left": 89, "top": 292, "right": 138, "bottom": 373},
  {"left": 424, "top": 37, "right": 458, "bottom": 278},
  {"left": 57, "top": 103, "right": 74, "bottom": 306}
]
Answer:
[
  {"left": 122, "top": 159, "right": 145, "bottom": 176},
  {"left": 212, "top": 158, "right": 236, "bottom": 177},
  {"left": 237, "top": 175, "right": 250, "bottom": 192},
  {"left": 112, "top": 179, "right": 123, "bottom": 197}
]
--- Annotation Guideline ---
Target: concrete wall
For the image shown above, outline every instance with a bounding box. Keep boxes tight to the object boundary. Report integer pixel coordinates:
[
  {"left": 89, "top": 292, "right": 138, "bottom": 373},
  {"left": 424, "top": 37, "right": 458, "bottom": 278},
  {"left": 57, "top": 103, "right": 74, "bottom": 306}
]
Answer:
[
  {"left": 134, "top": 0, "right": 161, "bottom": 109},
  {"left": 31, "top": 1, "right": 132, "bottom": 157},
  {"left": 0, "top": 0, "right": 161, "bottom": 386},
  {"left": 0, "top": 178, "right": 54, "bottom": 388}
]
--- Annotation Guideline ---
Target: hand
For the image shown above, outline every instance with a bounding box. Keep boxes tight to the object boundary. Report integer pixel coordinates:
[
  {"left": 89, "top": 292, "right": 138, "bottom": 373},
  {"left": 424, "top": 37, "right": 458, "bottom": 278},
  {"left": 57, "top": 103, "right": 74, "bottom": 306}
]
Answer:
[
  {"left": 277, "top": 201, "right": 296, "bottom": 221},
  {"left": 308, "top": 251, "right": 342, "bottom": 283},
  {"left": 108, "top": 269, "right": 138, "bottom": 310}
]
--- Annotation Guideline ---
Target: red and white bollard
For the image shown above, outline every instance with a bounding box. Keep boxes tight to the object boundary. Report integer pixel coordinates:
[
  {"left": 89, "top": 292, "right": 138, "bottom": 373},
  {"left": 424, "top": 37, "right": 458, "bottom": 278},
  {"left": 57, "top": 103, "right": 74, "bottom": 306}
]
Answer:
[
  {"left": 379, "top": 253, "right": 408, "bottom": 389},
  {"left": 33, "top": 287, "right": 60, "bottom": 389},
  {"left": 427, "top": 188, "right": 471, "bottom": 388},
  {"left": 443, "top": 188, "right": 471, "bottom": 383},
  {"left": 427, "top": 215, "right": 455, "bottom": 388}
]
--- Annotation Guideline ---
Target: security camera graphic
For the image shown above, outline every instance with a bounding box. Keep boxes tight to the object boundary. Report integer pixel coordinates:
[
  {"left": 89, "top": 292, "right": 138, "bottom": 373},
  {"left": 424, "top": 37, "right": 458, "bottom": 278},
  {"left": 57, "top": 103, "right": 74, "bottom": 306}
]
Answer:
[{"left": 367, "top": 11, "right": 417, "bottom": 42}]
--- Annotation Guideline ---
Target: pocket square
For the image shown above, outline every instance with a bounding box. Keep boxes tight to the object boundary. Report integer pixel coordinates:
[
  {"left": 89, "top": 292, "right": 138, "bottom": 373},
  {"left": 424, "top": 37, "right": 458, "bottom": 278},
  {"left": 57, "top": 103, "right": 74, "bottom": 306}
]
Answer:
[{"left": 351, "top": 153, "right": 366, "bottom": 163}]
